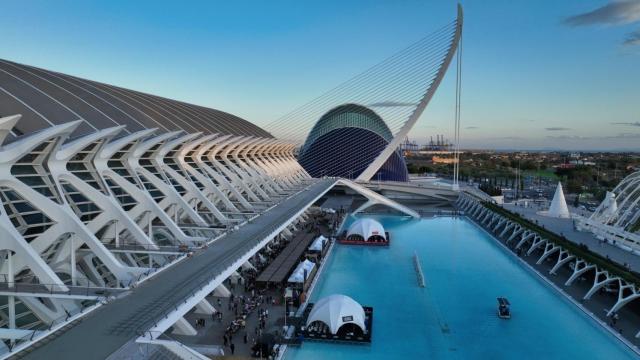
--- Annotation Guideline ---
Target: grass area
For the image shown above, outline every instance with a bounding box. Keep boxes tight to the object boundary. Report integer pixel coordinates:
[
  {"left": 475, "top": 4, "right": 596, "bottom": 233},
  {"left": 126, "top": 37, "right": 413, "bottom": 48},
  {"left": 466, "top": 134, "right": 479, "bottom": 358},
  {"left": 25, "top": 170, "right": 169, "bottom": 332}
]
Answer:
[
  {"left": 482, "top": 201, "right": 640, "bottom": 285},
  {"left": 524, "top": 169, "right": 559, "bottom": 180}
]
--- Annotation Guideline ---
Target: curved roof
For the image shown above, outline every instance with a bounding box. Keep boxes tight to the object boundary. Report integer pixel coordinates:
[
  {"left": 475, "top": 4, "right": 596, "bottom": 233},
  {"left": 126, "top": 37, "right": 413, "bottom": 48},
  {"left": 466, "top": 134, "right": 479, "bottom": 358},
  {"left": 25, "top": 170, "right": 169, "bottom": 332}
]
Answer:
[
  {"left": 306, "top": 294, "right": 366, "bottom": 334},
  {"left": 300, "top": 103, "right": 392, "bottom": 155},
  {"left": 0, "top": 59, "right": 271, "bottom": 142},
  {"left": 298, "top": 126, "right": 408, "bottom": 181},
  {"left": 347, "top": 218, "right": 385, "bottom": 241}
]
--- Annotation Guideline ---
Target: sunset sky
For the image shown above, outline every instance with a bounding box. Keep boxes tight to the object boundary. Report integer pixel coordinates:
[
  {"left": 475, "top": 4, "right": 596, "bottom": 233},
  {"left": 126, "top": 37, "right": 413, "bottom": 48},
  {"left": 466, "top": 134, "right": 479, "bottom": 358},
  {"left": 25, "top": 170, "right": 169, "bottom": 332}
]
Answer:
[{"left": 1, "top": 0, "right": 639, "bottom": 150}]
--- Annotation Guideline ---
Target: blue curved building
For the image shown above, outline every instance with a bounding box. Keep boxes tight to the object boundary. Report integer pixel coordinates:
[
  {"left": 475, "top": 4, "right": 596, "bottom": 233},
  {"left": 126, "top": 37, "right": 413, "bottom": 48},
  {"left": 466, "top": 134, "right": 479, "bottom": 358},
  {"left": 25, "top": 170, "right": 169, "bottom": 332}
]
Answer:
[{"left": 298, "top": 104, "right": 409, "bottom": 181}]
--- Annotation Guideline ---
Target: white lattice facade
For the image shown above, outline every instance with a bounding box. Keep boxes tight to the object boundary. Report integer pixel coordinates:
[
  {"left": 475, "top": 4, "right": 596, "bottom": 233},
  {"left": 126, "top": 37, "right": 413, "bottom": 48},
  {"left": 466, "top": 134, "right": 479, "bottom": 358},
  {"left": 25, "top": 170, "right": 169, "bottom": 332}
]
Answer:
[{"left": 0, "top": 113, "right": 308, "bottom": 350}]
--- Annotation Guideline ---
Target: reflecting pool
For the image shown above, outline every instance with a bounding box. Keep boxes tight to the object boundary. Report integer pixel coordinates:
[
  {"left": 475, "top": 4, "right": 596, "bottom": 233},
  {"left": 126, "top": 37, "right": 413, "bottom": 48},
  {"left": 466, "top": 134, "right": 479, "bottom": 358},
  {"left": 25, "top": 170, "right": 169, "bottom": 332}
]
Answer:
[{"left": 285, "top": 216, "right": 638, "bottom": 360}]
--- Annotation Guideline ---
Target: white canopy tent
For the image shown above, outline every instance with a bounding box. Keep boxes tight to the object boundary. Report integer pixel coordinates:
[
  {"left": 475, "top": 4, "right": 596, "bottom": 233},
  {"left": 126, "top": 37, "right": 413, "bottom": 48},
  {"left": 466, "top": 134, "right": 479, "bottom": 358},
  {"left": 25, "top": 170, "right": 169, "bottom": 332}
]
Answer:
[
  {"left": 306, "top": 294, "right": 366, "bottom": 335},
  {"left": 288, "top": 259, "right": 316, "bottom": 283},
  {"left": 309, "top": 235, "right": 327, "bottom": 252},
  {"left": 347, "top": 218, "right": 386, "bottom": 241}
]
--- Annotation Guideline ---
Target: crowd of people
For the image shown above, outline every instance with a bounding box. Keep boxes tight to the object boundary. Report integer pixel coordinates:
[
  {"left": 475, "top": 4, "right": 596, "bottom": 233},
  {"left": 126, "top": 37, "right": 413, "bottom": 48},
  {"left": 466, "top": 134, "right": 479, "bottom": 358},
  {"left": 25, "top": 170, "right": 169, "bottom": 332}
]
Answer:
[{"left": 190, "top": 208, "right": 343, "bottom": 358}]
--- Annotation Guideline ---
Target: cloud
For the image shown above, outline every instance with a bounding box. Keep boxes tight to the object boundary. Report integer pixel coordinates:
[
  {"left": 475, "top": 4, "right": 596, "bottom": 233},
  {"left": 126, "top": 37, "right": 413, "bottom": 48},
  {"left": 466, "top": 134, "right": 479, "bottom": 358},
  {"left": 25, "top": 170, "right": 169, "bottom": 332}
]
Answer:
[
  {"left": 368, "top": 101, "right": 416, "bottom": 107},
  {"left": 465, "top": 126, "right": 479, "bottom": 129},
  {"left": 624, "top": 29, "right": 640, "bottom": 45},
  {"left": 546, "top": 133, "right": 640, "bottom": 140},
  {"left": 611, "top": 121, "right": 640, "bottom": 126},
  {"left": 545, "top": 127, "right": 571, "bottom": 131},
  {"left": 496, "top": 136, "right": 525, "bottom": 141},
  {"left": 564, "top": 0, "right": 640, "bottom": 27}
]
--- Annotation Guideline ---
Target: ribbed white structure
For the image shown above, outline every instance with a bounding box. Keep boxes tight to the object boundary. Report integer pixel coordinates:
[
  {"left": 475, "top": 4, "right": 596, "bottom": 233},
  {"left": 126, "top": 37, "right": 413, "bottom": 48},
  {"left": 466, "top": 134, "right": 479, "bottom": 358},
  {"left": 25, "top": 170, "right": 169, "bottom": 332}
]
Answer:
[
  {"left": 0, "top": 114, "right": 309, "bottom": 352},
  {"left": 591, "top": 171, "right": 640, "bottom": 233}
]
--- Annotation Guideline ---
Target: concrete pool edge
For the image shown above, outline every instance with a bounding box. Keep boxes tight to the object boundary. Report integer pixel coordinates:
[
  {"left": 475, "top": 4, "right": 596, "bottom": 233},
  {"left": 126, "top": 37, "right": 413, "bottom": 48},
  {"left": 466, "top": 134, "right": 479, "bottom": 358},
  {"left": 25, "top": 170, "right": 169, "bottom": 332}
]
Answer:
[{"left": 466, "top": 216, "right": 640, "bottom": 357}]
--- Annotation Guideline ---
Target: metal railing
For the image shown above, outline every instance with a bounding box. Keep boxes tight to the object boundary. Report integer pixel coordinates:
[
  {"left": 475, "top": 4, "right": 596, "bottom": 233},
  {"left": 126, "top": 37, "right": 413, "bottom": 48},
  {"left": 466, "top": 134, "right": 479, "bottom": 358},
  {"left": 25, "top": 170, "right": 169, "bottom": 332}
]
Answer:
[
  {"left": 4, "top": 301, "right": 101, "bottom": 354},
  {"left": 0, "top": 280, "right": 123, "bottom": 298}
]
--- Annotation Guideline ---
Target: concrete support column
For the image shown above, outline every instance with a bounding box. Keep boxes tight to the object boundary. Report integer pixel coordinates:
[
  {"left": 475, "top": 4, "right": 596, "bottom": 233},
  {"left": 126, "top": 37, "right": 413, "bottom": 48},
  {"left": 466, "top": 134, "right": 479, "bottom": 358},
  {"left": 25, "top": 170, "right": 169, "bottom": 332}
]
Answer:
[
  {"left": 608, "top": 283, "right": 640, "bottom": 316},
  {"left": 7, "top": 251, "right": 15, "bottom": 333},
  {"left": 527, "top": 237, "right": 546, "bottom": 256},
  {"left": 172, "top": 317, "right": 198, "bottom": 336},
  {"left": 565, "top": 260, "right": 595, "bottom": 286},
  {"left": 70, "top": 235, "right": 76, "bottom": 285},
  {"left": 114, "top": 221, "right": 120, "bottom": 248},
  {"left": 536, "top": 243, "right": 560, "bottom": 264},
  {"left": 194, "top": 299, "right": 216, "bottom": 315},
  {"left": 213, "top": 284, "right": 231, "bottom": 298},
  {"left": 148, "top": 213, "right": 153, "bottom": 239},
  {"left": 584, "top": 269, "right": 617, "bottom": 300},
  {"left": 549, "top": 249, "right": 575, "bottom": 275}
]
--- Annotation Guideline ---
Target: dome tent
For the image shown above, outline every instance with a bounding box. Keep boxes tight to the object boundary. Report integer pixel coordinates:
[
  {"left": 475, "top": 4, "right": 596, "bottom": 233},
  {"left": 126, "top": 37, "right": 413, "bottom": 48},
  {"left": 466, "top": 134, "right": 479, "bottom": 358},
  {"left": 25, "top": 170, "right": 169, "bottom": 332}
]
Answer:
[
  {"left": 347, "top": 218, "right": 386, "bottom": 242},
  {"left": 306, "top": 294, "right": 366, "bottom": 335}
]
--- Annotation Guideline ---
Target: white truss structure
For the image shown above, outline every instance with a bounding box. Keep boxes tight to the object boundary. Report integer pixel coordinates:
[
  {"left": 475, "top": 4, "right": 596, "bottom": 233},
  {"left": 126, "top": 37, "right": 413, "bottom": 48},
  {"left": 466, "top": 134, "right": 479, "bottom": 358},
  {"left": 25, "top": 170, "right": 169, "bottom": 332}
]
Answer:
[
  {"left": 576, "top": 171, "right": 640, "bottom": 252},
  {"left": 590, "top": 171, "right": 640, "bottom": 233},
  {"left": 0, "top": 114, "right": 309, "bottom": 352}
]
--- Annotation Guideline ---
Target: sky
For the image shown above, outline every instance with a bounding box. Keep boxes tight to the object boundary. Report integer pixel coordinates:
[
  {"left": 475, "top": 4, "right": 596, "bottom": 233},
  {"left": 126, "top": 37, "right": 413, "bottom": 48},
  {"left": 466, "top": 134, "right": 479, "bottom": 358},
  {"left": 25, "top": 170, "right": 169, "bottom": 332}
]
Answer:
[{"left": 0, "top": 0, "right": 639, "bottom": 151}]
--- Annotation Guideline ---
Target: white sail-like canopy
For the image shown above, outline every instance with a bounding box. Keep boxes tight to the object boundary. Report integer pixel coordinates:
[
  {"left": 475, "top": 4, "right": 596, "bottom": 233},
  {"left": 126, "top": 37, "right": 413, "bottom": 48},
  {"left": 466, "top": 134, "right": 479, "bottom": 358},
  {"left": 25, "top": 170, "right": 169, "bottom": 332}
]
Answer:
[
  {"left": 309, "top": 235, "right": 327, "bottom": 251},
  {"left": 288, "top": 259, "right": 315, "bottom": 283},
  {"left": 547, "top": 182, "right": 570, "bottom": 218},
  {"left": 306, "top": 294, "right": 366, "bottom": 335},
  {"left": 601, "top": 191, "right": 618, "bottom": 218},
  {"left": 347, "top": 218, "right": 386, "bottom": 241}
]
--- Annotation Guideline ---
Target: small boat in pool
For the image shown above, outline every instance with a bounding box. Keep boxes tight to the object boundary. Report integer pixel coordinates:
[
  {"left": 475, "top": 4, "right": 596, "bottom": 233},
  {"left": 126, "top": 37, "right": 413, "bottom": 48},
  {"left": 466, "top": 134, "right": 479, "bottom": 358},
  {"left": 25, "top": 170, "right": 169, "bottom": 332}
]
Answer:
[{"left": 497, "top": 297, "right": 511, "bottom": 319}]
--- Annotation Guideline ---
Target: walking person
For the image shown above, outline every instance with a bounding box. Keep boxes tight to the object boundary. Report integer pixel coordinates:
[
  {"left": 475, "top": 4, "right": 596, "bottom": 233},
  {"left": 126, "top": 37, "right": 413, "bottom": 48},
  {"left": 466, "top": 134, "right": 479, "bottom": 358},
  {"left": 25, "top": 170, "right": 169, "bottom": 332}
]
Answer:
[
  {"left": 244, "top": 332, "right": 248, "bottom": 344},
  {"left": 230, "top": 343, "right": 235, "bottom": 355}
]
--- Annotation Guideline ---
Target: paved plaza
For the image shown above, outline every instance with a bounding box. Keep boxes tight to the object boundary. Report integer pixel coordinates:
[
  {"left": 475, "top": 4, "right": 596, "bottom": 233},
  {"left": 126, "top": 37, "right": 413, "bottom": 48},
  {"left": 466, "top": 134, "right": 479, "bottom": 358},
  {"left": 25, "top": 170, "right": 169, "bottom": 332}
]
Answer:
[{"left": 503, "top": 203, "right": 640, "bottom": 273}]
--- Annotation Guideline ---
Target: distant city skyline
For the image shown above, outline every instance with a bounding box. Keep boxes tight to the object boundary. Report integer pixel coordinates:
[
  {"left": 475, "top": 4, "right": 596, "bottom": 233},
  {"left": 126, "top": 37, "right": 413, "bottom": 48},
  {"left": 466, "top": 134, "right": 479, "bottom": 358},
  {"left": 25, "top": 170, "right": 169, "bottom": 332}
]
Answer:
[{"left": 1, "top": 0, "right": 638, "bottom": 150}]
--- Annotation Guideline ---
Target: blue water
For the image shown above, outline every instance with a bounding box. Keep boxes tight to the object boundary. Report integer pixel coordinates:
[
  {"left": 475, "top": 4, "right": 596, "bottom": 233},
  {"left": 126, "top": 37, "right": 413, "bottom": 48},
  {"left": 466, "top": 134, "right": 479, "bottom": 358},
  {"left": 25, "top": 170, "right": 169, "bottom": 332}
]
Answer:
[{"left": 285, "top": 216, "right": 639, "bottom": 360}]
